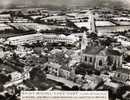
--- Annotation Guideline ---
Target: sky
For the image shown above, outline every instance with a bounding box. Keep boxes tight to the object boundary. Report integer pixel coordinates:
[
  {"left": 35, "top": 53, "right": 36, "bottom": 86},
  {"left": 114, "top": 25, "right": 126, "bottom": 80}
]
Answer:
[{"left": 0, "top": 0, "right": 130, "bottom": 8}]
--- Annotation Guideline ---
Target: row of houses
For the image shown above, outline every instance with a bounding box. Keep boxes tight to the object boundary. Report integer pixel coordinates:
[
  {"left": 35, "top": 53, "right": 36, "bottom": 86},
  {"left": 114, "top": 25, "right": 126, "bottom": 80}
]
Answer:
[{"left": 5, "top": 33, "right": 78, "bottom": 45}]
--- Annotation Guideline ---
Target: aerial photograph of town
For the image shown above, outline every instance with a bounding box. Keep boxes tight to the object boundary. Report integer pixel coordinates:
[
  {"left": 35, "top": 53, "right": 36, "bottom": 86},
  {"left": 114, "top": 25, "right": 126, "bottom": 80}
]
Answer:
[{"left": 0, "top": 0, "right": 129, "bottom": 100}]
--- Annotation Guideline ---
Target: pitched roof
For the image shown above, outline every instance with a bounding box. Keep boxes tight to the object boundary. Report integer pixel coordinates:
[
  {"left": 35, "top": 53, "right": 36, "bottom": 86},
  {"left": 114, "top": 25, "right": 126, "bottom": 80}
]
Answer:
[
  {"left": 116, "top": 68, "right": 130, "bottom": 74},
  {"left": 60, "top": 65, "right": 71, "bottom": 71},
  {"left": 83, "top": 46, "right": 122, "bottom": 56},
  {"left": 83, "top": 46, "right": 105, "bottom": 55},
  {"left": 105, "top": 49, "right": 122, "bottom": 56},
  {"left": 44, "top": 62, "right": 61, "bottom": 69}
]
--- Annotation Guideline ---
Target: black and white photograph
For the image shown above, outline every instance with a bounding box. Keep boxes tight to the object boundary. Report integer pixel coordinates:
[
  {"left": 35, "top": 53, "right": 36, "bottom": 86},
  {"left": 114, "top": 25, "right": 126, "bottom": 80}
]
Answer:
[{"left": 0, "top": 0, "right": 129, "bottom": 100}]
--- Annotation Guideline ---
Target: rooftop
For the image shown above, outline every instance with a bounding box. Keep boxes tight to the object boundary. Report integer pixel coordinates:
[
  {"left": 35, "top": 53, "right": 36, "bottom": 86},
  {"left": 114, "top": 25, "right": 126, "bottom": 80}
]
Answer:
[
  {"left": 60, "top": 65, "right": 71, "bottom": 71},
  {"left": 41, "top": 15, "right": 71, "bottom": 20},
  {"left": 83, "top": 46, "right": 122, "bottom": 56},
  {"left": 44, "top": 62, "right": 61, "bottom": 69},
  {"left": 116, "top": 68, "right": 130, "bottom": 74},
  {"left": 83, "top": 46, "right": 105, "bottom": 55}
]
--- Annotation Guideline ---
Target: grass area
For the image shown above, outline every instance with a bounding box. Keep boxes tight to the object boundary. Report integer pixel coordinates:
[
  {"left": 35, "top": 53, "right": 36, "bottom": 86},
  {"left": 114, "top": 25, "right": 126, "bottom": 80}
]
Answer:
[
  {"left": 0, "top": 32, "right": 36, "bottom": 38},
  {"left": 0, "top": 33, "right": 21, "bottom": 38}
]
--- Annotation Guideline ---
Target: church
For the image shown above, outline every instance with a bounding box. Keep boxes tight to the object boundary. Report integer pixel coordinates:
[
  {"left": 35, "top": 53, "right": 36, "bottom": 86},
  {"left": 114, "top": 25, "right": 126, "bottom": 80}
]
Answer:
[{"left": 80, "top": 11, "right": 123, "bottom": 71}]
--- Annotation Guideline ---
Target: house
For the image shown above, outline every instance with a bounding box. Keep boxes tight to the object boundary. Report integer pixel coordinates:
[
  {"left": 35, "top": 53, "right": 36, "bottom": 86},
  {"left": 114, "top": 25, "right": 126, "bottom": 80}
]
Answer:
[
  {"left": 59, "top": 66, "right": 72, "bottom": 80},
  {"left": 81, "top": 46, "right": 122, "bottom": 71},
  {"left": 44, "top": 62, "right": 61, "bottom": 76},
  {"left": 13, "top": 17, "right": 32, "bottom": 23},
  {"left": 122, "top": 63, "right": 130, "bottom": 70},
  {"left": 10, "top": 71, "right": 22, "bottom": 81},
  {"left": 103, "top": 81, "right": 123, "bottom": 94},
  {"left": 81, "top": 74, "right": 103, "bottom": 90},
  {"left": 14, "top": 46, "right": 33, "bottom": 58},
  {"left": 115, "top": 35, "right": 130, "bottom": 47},
  {"left": 112, "top": 68, "right": 130, "bottom": 83}
]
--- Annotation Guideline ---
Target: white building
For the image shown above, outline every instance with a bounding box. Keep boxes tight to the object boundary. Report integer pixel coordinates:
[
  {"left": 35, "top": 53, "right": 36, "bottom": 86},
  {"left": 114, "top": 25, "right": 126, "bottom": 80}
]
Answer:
[
  {"left": 10, "top": 71, "right": 22, "bottom": 81},
  {"left": 44, "top": 62, "right": 61, "bottom": 76},
  {"left": 5, "top": 33, "right": 43, "bottom": 45},
  {"left": 115, "top": 35, "right": 130, "bottom": 47},
  {"left": 43, "top": 34, "right": 78, "bottom": 44},
  {"left": 15, "top": 46, "right": 33, "bottom": 57}
]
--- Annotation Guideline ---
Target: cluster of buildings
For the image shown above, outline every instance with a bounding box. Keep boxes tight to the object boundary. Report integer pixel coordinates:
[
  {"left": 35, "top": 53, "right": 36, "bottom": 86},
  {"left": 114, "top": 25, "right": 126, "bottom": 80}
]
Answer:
[{"left": 0, "top": 7, "right": 129, "bottom": 100}]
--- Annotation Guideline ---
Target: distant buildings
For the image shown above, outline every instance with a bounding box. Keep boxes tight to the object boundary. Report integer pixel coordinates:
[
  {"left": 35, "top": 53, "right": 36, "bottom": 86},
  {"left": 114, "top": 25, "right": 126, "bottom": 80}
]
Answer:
[
  {"left": 112, "top": 17, "right": 130, "bottom": 22},
  {"left": 0, "top": 14, "right": 32, "bottom": 23},
  {"left": 0, "top": 24, "right": 12, "bottom": 31},
  {"left": 41, "top": 15, "right": 68, "bottom": 22},
  {"left": 0, "top": 14, "right": 11, "bottom": 23},
  {"left": 12, "top": 17, "right": 32, "bottom": 23}
]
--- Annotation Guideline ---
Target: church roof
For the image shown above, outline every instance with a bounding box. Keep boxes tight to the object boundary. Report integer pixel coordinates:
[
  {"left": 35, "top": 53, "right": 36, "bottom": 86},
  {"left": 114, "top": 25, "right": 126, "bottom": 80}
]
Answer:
[
  {"left": 83, "top": 46, "right": 122, "bottom": 56},
  {"left": 83, "top": 46, "right": 105, "bottom": 55},
  {"left": 105, "top": 48, "right": 122, "bottom": 56}
]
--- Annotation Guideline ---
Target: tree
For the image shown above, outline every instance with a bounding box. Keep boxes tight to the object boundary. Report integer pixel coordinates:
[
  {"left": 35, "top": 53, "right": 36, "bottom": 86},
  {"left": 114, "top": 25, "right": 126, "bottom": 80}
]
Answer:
[
  {"left": 71, "top": 86, "right": 80, "bottom": 90},
  {"left": 66, "top": 19, "right": 78, "bottom": 28},
  {"left": 88, "top": 32, "right": 98, "bottom": 40},
  {"left": 0, "top": 74, "right": 11, "bottom": 84},
  {"left": 80, "top": 27, "right": 88, "bottom": 32},
  {"left": 30, "top": 67, "right": 46, "bottom": 81},
  {"left": 0, "top": 84, "right": 4, "bottom": 92},
  {"left": 17, "top": 11, "right": 24, "bottom": 17}
]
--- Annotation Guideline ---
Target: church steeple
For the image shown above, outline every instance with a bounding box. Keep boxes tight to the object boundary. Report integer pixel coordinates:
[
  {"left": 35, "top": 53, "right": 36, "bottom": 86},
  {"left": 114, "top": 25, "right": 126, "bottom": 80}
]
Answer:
[
  {"left": 88, "top": 11, "right": 97, "bottom": 34},
  {"left": 81, "top": 11, "right": 97, "bottom": 51},
  {"left": 81, "top": 31, "right": 88, "bottom": 50}
]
